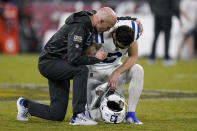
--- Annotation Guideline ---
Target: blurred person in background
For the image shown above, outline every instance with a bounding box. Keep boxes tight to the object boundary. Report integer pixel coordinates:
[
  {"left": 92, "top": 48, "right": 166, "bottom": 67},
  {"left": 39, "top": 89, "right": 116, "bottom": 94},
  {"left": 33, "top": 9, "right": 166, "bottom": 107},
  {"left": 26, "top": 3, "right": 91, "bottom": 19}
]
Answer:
[
  {"left": 0, "top": 0, "right": 19, "bottom": 54},
  {"left": 148, "top": 0, "right": 182, "bottom": 66},
  {"left": 16, "top": 7, "right": 116, "bottom": 125},
  {"left": 18, "top": 14, "right": 42, "bottom": 53},
  {"left": 177, "top": 0, "right": 197, "bottom": 59},
  {"left": 177, "top": 19, "right": 197, "bottom": 59},
  {"left": 15, "top": 0, "right": 43, "bottom": 53}
]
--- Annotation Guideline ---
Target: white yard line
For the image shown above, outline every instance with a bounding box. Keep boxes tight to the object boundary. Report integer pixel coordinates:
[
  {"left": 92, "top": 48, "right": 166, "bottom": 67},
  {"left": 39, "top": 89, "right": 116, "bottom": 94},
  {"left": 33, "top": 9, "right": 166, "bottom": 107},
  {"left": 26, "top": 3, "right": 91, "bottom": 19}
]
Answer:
[
  {"left": 0, "top": 84, "right": 197, "bottom": 101},
  {"left": 1, "top": 97, "right": 197, "bottom": 103}
]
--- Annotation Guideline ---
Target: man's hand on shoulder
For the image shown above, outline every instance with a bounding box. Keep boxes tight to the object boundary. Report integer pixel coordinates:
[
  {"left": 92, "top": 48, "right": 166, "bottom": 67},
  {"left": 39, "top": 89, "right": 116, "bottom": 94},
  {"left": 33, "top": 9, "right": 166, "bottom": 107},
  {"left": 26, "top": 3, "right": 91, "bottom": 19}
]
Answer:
[{"left": 135, "top": 19, "right": 143, "bottom": 36}]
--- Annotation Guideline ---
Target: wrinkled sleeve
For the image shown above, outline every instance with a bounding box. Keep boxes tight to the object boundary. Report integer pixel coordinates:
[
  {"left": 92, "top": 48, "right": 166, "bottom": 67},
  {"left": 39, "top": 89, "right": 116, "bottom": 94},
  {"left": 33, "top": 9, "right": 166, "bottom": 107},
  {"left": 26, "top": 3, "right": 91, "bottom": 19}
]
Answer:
[{"left": 67, "top": 24, "right": 101, "bottom": 65}]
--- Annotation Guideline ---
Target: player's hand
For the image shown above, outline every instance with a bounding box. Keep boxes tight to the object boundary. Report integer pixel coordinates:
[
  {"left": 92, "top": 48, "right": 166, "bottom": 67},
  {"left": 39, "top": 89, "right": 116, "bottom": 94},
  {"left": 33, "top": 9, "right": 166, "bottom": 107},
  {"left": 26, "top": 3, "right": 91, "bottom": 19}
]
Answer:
[
  {"left": 94, "top": 50, "right": 107, "bottom": 61},
  {"left": 108, "top": 71, "right": 120, "bottom": 90},
  {"left": 136, "top": 19, "right": 143, "bottom": 35}
]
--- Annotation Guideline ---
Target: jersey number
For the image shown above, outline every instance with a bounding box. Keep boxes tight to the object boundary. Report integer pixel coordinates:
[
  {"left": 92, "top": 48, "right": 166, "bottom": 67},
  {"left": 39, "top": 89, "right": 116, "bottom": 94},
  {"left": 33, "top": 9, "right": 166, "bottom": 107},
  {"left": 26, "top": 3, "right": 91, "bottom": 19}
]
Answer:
[{"left": 110, "top": 115, "right": 118, "bottom": 123}]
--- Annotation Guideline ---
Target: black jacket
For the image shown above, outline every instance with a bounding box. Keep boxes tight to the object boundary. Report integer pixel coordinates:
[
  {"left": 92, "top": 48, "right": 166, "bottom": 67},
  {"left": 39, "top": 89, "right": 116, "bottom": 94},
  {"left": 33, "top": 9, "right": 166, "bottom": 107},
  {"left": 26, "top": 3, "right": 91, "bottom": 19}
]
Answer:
[{"left": 39, "top": 10, "right": 101, "bottom": 65}]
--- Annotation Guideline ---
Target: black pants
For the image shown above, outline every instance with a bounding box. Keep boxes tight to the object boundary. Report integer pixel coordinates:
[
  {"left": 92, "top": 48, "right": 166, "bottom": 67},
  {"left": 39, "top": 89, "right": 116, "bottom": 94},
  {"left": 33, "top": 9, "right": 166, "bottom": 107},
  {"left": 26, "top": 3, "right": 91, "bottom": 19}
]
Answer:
[
  {"left": 194, "top": 26, "right": 197, "bottom": 54},
  {"left": 150, "top": 16, "right": 172, "bottom": 60},
  {"left": 26, "top": 58, "right": 88, "bottom": 121}
]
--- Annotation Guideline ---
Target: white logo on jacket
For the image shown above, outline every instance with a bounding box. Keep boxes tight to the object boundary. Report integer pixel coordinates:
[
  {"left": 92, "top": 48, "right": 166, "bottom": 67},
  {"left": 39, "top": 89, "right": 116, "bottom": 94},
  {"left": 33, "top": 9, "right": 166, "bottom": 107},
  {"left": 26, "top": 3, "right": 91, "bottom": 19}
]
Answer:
[{"left": 74, "top": 35, "right": 83, "bottom": 43}]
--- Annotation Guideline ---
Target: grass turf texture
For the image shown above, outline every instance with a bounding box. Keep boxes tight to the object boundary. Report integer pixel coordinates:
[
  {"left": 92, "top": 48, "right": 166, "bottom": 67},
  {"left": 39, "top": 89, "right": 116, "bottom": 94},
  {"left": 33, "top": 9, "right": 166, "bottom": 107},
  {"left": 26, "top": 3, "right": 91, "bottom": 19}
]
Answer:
[
  {"left": 0, "top": 100, "right": 197, "bottom": 131},
  {"left": 0, "top": 54, "right": 197, "bottom": 130}
]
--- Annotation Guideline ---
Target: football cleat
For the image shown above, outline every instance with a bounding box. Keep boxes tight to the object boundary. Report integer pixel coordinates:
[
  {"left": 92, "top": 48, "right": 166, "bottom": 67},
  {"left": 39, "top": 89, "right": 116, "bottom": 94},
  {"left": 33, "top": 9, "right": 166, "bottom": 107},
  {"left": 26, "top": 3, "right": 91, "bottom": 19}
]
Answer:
[
  {"left": 70, "top": 112, "right": 98, "bottom": 125},
  {"left": 17, "top": 97, "right": 28, "bottom": 121},
  {"left": 125, "top": 112, "right": 143, "bottom": 124},
  {"left": 84, "top": 109, "right": 92, "bottom": 120},
  {"left": 147, "top": 58, "right": 155, "bottom": 65}
]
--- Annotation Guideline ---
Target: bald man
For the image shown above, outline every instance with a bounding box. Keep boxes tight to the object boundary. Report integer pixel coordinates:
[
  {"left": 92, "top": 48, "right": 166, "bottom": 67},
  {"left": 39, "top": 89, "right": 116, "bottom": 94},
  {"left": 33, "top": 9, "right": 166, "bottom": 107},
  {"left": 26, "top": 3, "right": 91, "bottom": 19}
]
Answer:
[
  {"left": 90, "top": 7, "right": 116, "bottom": 33},
  {"left": 16, "top": 7, "right": 116, "bottom": 125}
]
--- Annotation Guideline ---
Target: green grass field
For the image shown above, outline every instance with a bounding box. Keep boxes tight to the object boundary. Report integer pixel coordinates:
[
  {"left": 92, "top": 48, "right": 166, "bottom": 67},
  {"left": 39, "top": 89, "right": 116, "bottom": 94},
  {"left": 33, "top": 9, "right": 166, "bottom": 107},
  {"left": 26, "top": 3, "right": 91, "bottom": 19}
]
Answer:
[{"left": 0, "top": 54, "right": 197, "bottom": 130}]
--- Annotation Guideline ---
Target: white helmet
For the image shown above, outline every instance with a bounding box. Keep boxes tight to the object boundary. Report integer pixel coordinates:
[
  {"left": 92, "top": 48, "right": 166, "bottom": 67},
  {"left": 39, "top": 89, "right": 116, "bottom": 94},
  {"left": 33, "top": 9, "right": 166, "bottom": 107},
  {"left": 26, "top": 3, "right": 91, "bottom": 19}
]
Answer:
[{"left": 100, "top": 89, "right": 126, "bottom": 124}]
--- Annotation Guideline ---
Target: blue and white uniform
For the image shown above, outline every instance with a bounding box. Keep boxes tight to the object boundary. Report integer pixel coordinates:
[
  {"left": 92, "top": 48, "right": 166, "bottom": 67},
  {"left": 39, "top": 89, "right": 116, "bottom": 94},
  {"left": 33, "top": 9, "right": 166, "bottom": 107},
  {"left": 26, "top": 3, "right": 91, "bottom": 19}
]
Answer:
[
  {"left": 90, "top": 19, "right": 141, "bottom": 70},
  {"left": 86, "top": 19, "right": 144, "bottom": 124}
]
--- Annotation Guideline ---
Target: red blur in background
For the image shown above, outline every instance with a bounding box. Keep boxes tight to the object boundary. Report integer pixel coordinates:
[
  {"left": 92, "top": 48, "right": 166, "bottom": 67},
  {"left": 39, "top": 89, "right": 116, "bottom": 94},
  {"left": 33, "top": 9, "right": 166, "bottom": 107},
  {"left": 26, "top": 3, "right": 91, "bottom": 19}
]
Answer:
[{"left": 0, "top": 3, "right": 18, "bottom": 54}]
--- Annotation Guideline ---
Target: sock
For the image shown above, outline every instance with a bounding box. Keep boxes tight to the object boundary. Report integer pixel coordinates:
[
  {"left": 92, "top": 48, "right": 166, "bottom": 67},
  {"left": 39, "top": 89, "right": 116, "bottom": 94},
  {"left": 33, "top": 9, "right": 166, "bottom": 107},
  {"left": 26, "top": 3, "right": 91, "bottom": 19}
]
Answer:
[
  {"left": 126, "top": 112, "right": 135, "bottom": 118},
  {"left": 73, "top": 112, "right": 82, "bottom": 119},
  {"left": 128, "top": 64, "right": 144, "bottom": 112},
  {"left": 125, "top": 112, "right": 139, "bottom": 122}
]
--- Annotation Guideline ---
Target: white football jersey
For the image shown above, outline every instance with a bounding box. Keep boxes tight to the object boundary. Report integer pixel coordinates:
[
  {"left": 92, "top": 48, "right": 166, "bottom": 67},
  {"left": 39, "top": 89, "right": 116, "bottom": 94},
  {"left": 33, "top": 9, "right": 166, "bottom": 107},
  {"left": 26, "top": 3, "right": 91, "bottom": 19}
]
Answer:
[{"left": 90, "top": 19, "right": 141, "bottom": 70}]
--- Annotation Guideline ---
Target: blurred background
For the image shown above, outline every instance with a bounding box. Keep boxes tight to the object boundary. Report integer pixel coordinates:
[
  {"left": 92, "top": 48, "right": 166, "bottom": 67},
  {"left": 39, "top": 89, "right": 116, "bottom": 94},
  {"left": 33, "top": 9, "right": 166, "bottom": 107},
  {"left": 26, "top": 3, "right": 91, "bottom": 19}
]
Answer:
[{"left": 0, "top": 0, "right": 197, "bottom": 60}]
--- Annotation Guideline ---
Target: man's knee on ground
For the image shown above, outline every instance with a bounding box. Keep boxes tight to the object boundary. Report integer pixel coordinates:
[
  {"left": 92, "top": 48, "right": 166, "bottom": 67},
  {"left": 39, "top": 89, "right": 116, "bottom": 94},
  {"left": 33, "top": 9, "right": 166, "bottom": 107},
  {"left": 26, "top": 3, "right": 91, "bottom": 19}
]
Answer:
[{"left": 49, "top": 110, "right": 66, "bottom": 121}]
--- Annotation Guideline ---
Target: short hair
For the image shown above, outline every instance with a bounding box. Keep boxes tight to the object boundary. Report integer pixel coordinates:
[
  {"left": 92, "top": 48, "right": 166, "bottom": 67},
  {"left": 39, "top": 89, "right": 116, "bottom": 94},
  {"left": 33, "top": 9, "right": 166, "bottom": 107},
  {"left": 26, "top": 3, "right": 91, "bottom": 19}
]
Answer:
[{"left": 115, "top": 25, "right": 134, "bottom": 46}]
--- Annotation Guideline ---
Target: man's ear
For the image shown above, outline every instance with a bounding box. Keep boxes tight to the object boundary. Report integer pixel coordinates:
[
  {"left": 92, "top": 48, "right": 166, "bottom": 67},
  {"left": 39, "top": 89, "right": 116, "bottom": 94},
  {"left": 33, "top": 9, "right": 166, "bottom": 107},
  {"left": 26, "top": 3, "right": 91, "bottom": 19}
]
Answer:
[
  {"left": 100, "top": 19, "right": 104, "bottom": 24},
  {"left": 114, "top": 31, "right": 116, "bottom": 37},
  {"left": 112, "top": 31, "right": 116, "bottom": 38}
]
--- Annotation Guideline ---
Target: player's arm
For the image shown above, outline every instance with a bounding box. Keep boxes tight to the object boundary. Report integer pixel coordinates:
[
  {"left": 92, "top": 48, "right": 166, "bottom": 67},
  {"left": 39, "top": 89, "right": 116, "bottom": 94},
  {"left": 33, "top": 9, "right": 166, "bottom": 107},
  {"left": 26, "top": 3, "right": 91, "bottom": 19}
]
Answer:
[
  {"left": 115, "top": 41, "right": 138, "bottom": 74},
  {"left": 108, "top": 41, "right": 138, "bottom": 90}
]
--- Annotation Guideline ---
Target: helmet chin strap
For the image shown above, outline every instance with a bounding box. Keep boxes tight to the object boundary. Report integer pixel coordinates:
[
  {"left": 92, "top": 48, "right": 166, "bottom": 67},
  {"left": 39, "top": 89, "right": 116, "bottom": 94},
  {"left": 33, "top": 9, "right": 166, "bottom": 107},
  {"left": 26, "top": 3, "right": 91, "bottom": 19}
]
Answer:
[
  {"left": 90, "top": 83, "right": 109, "bottom": 110},
  {"left": 124, "top": 100, "right": 128, "bottom": 107}
]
